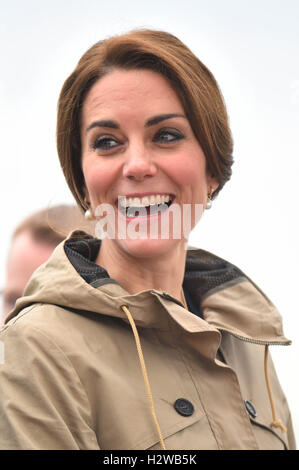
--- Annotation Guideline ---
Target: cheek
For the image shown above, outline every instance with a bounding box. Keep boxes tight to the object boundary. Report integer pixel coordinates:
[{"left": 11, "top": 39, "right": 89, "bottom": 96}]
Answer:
[
  {"left": 82, "top": 157, "right": 112, "bottom": 204},
  {"left": 167, "top": 151, "right": 208, "bottom": 189}
]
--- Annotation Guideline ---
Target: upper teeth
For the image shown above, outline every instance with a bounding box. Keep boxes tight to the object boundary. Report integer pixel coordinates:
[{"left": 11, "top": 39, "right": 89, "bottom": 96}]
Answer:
[{"left": 118, "top": 194, "right": 171, "bottom": 208}]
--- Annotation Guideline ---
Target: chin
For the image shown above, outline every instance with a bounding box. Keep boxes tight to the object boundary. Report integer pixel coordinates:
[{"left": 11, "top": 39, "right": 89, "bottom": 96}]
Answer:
[{"left": 114, "top": 237, "right": 183, "bottom": 259}]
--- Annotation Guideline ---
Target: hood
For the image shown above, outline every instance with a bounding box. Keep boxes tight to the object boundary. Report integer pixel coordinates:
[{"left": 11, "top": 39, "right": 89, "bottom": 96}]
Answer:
[
  {"left": 6, "top": 231, "right": 291, "bottom": 346},
  {"left": 5, "top": 230, "right": 292, "bottom": 448}
]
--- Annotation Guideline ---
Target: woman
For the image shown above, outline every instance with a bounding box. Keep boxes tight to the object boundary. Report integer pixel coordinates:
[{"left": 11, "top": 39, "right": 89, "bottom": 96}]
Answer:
[{"left": 0, "top": 29, "right": 295, "bottom": 450}]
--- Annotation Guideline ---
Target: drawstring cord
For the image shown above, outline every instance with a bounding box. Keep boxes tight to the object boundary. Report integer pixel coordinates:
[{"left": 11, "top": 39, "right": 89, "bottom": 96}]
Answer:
[
  {"left": 264, "top": 345, "right": 287, "bottom": 433},
  {"left": 185, "top": 285, "right": 287, "bottom": 434},
  {"left": 122, "top": 303, "right": 286, "bottom": 446},
  {"left": 121, "top": 305, "right": 166, "bottom": 450}
]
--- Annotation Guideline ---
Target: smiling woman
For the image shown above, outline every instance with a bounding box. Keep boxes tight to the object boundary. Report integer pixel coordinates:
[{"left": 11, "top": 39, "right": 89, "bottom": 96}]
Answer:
[
  {"left": 57, "top": 29, "right": 233, "bottom": 211},
  {"left": 80, "top": 68, "right": 216, "bottom": 272},
  {"left": 0, "top": 29, "right": 295, "bottom": 451}
]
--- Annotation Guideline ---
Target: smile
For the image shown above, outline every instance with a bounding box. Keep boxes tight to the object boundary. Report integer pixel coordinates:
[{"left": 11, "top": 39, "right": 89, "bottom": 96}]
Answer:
[{"left": 116, "top": 194, "right": 175, "bottom": 218}]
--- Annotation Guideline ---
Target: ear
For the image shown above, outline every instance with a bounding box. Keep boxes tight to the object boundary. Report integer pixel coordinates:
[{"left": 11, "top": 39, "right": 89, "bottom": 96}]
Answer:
[
  {"left": 82, "top": 185, "right": 90, "bottom": 206},
  {"left": 207, "top": 175, "right": 219, "bottom": 196}
]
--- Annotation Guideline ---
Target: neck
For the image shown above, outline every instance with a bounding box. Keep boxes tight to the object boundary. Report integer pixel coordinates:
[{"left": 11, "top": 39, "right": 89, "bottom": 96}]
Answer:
[{"left": 96, "top": 239, "right": 188, "bottom": 303}]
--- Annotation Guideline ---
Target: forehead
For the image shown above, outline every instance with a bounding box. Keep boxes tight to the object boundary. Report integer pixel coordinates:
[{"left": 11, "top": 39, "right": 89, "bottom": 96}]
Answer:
[{"left": 82, "top": 68, "right": 184, "bottom": 124}]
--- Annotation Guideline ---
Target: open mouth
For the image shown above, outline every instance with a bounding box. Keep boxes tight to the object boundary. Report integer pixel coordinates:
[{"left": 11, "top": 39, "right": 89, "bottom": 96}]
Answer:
[{"left": 117, "top": 194, "right": 175, "bottom": 218}]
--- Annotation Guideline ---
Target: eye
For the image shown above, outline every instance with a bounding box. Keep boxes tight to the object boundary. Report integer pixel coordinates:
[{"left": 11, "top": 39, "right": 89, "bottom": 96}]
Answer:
[
  {"left": 153, "top": 129, "right": 184, "bottom": 144},
  {"left": 92, "top": 135, "right": 120, "bottom": 151}
]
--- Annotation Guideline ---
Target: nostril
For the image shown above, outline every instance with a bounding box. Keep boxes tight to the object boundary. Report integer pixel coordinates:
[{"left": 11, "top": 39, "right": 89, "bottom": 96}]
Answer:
[
  {"left": 123, "top": 158, "right": 157, "bottom": 180},
  {"left": 126, "top": 173, "right": 155, "bottom": 182}
]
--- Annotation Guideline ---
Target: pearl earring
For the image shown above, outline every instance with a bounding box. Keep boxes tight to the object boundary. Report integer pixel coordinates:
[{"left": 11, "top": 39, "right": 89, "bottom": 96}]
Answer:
[
  {"left": 205, "top": 189, "right": 213, "bottom": 210},
  {"left": 84, "top": 209, "right": 93, "bottom": 220},
  {"left": 83, "top": 198, "right": 93, "bottom": 220}
]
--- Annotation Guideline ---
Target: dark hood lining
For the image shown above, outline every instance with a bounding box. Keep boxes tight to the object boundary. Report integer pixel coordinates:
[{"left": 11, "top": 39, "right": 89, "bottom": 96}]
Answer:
[
  {"left": 64, "top": 237, "right": 245, "bottom": 310},
  {"left": 183, "top": 249, "right": 244, "bottom": 302},
  {"left": 65, "top": 238, "right": 110, "bottom": 285}
]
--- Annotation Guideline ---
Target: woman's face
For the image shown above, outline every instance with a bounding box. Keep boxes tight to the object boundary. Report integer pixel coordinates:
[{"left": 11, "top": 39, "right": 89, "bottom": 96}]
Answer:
[{"left": 81, "top": 68, "right": 218, "bottom": 258}]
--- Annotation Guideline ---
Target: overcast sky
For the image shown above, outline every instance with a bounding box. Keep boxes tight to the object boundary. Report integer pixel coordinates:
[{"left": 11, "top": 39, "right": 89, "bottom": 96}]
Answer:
[{"left": 1, "top": 0, "right": 298, "bottom": 441}]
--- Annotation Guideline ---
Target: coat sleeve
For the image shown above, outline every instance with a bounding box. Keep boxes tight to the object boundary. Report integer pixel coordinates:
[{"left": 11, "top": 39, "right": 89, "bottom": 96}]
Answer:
[
  {"left": 0, "top": 319, "right": 100, "bottom": 450},
  {"left": 268, "top": 350, "right": 297, "bottom": 450},
  {"left": 286, "top": 410, "right": 297, "bottom": 450}
]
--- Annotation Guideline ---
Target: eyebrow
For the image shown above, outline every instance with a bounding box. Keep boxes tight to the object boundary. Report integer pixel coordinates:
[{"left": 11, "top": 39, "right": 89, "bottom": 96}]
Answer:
[
  {"left": 146, "top": 113, "right": 186, "bottom": 127},
  {"left": 86, "top": 113, "right": 187, "bottom": 133}
]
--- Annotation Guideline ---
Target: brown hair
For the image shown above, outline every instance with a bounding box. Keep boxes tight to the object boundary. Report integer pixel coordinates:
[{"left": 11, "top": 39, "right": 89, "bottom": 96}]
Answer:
[
  {"left": 12, "top": 204, "right": 96, "bottom": 244},
  {"left": 57, "top": 29, "right": 234, "bottom": 209}
]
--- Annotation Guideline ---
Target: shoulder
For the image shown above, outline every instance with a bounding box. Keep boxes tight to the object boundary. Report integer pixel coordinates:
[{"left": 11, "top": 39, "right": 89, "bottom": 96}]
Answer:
[
  {"left": 1, "top": 303, "right": 93, "bottom": 356},
  {"left": 2, "top": 303, "right": 74, "bottom": 337},
  {"left": 0, "top": 301, "right": 119, "bottom": 360}
]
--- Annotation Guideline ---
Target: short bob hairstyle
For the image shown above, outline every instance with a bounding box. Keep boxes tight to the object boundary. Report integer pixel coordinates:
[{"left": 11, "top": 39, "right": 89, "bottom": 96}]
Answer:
[{"left": 57, "top": 29, "right": 233, "bottom": 211}]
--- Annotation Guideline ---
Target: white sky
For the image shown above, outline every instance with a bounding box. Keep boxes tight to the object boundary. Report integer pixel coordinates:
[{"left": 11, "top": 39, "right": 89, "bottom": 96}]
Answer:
[{"left": 1, "top": 0, "right": 299, "bottom": 444}]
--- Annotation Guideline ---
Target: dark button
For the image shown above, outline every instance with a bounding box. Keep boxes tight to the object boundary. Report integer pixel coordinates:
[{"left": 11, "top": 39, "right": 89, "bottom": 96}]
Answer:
[
  {"left": 174, "top": 398, "right": 194, "bottom": 417},
  {"left": 244, "top": 399, "right": 257, "bottom": 418}
]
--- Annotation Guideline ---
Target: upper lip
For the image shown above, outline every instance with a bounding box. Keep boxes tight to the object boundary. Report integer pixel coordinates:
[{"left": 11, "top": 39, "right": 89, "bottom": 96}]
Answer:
[
  {"left": 115, "top": 193, "right": 176, "bottom": 206},
  {"left": 116, "top": 192, "right": 175, "bottom": 198}
]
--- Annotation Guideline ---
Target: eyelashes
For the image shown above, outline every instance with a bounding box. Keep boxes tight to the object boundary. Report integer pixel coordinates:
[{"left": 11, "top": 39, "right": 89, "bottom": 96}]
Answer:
[
  {"left": 91, "top": 129, "right": 185, "bottom": 153},
  {"left": 92, "top": 136, "right": 119, "bottom": 151},
  {"left": 153, "top": 129, "right": 184, "bottom": 143}
]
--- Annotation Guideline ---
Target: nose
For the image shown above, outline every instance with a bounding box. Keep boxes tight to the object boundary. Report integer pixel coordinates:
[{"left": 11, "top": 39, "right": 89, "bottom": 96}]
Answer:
[{"left": 122, "top": 144, "right": 157, "bottom": 181}]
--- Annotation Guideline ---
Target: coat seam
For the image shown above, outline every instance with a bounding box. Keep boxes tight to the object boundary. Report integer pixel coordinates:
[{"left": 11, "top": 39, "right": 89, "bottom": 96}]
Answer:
[
  {"left": 250, "top": 419, "right": 288, "bottom": 450},
  {"left": 1, "top": 304, "right": 37, "bottom": 330},
  {"left": 174, "top": 344, "right": 223, "bottom": 450},
  {"left": 167, "top": 318, "right": 222, "bottom": 450}
]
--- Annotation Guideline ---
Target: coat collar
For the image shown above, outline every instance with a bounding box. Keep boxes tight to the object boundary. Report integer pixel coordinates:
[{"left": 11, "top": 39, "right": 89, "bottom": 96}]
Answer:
[{"left": 6, "top": 230, "right": 291, "bottom": 348}]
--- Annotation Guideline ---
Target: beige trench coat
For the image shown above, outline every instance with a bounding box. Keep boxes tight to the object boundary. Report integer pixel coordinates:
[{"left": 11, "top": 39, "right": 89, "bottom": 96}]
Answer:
[{"left": 0, "top": 232, "right": 296, "bottom": 450}]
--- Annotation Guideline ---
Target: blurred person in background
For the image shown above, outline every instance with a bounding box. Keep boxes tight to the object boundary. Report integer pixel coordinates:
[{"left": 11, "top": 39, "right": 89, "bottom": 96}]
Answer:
[{"left": 1, "top": 204, "right": 95, "bottom": 323}]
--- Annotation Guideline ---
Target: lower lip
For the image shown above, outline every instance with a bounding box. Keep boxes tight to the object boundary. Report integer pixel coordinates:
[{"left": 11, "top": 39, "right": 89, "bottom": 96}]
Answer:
[{"left": 115, "top": 203, "right": 174, "bottom": 222}]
